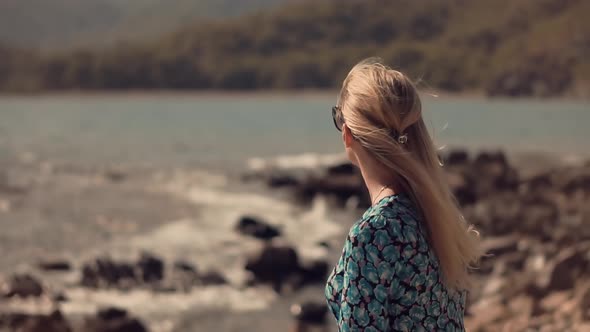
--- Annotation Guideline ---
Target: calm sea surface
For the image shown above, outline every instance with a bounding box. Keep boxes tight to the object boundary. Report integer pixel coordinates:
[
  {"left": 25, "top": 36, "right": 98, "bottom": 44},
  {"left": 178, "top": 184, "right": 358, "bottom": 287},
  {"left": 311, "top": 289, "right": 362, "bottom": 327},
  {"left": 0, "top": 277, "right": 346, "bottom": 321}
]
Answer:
[{"left": 0, "top": 93, "right": 588, "bottom": 170}]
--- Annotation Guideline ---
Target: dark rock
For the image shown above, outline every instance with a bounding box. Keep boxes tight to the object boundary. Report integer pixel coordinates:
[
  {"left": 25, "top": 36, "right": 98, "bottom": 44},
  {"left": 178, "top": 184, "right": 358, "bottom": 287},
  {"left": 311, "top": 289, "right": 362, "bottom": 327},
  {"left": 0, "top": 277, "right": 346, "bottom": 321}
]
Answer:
[
  {"left": 235, "top": 215, "right": 281, "bottom": 240},
  {"left": 494, "top": 167, "right": 519, "bottom": 192},
  {"left": 453, "top": 182, "right": 478, "bottom": 206},
  {"left": 524, "top": 173, "right": 553, "bottom": 193},
  {"left": 469, "top": 192, "right": 521, "bottom": 236},
  {"left": 80, "top": 257, "right": 136, "bottom": 288},
  {"left": 471, "top": 151, "right": 520, "bottom": 193},
  {"left": 290, "top": 301, "right": 328, "bottom": 325},
  {"left": 474, "top": 150, "right": 508, "bottom": 168},
  {"left": 446, "top": 168, "right": 478, "bottom": 206},
  {"left": 53, "top": 292, "right": 68, "bottom": 302},
  {"left": 98, "top": 307, "right": 128, "bottom": 321},
  {"left": 198, "top": 270, "right": 228, "bottom": 286},
  {"left": 245, "top": 243, "right": 300, "bottom": 292},
  {"left": 38, "top": 259, "right": 71, "bottom": 271},
  {"left": 326, "top": 162, "right": 355, "bottom": 176},
  {"left": 519, "top": 195, "right": 559, "bottom": 240},
  {"left": 445, "top": 149, "right": 470, "bottom": 166},
  {"left": 3, "top": 274, "right": 43, "bottom": 298},
  {"left": 295, "top": 174, "right": 364, "bottom": 207},
  {"left": 546, "top": 246, "right": 589, "bottom": 291},
  {"left": 137, "top": 252, "right": 164, "bottom": 283},
  {"left": 267, "top": 173, "right": 299, "bottom": 188},
  {"left": 84, "top": 307, "right": 148, "bottom": 332},
  {"left": 299, "top": 260, "right": 329, "bottom": 285},
  {"left": 563, "top": 175, "right": 590, "bottom": 195},
  {"left": 0, "top": 310, "right": 72, "bottom": 332},
  {"left": 581, "top": 286, "right": 590, "bottom": 320}
]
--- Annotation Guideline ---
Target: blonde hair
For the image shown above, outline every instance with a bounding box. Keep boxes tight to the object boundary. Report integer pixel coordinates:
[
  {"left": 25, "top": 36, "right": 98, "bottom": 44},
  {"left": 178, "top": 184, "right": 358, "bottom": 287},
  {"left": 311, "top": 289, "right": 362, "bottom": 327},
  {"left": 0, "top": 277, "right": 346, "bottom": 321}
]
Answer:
[{"left": 338, "top": 58, "right": 481, "bottom": 289}]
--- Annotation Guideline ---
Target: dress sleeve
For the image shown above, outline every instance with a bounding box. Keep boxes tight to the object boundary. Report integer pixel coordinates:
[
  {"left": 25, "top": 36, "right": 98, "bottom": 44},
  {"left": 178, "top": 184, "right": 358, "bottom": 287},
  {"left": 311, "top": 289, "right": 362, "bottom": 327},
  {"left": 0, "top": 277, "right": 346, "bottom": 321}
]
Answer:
[{"left": 337, "top": 215, "right": 397, "bottom": 332}]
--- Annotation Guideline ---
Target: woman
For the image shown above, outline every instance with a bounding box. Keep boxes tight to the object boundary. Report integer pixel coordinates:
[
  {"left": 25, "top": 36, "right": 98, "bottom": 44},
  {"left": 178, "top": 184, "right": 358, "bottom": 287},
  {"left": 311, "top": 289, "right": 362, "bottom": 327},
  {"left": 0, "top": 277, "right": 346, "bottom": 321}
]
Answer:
[{"left": 324, "top": 59, "right": 481, "bottom": 332}]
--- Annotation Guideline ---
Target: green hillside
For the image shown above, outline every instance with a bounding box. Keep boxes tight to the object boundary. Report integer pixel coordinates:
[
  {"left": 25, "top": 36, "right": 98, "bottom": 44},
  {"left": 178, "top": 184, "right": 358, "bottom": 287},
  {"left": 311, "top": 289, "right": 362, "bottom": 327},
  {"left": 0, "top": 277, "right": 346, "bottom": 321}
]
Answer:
[
  {"left": 0, "top": 0, "right": 289, "bottom": 48},
  {"left": 1, "top": 0, "right": 589, "bottom": 97}
]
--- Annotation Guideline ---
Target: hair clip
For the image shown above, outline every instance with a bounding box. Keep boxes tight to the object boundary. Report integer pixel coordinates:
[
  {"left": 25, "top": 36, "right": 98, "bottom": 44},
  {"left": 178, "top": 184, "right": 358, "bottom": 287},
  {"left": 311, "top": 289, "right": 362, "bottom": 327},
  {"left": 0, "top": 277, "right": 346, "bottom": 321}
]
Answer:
[{"left": 397, "top": 133, "right": 408, "bottom": 144}]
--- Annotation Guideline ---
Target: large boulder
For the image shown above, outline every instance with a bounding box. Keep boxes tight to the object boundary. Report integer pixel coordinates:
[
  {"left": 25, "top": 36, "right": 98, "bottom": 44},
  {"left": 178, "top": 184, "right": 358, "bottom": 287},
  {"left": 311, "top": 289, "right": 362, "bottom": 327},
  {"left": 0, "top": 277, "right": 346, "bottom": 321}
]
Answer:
[
  {"left": 245, "top": 243, "right": 301, "bottom": 292},
  {"left": 245, "top": 242, "right": 328, "bottom": 292}
]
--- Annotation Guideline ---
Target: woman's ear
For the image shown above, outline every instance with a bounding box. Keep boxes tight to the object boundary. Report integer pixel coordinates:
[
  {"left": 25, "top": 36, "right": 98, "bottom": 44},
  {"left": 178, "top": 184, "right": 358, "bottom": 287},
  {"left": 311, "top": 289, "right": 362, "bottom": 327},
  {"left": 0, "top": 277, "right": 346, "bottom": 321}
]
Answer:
[{"left": 342, "top": 124, "right": 354, "bottom": 147}]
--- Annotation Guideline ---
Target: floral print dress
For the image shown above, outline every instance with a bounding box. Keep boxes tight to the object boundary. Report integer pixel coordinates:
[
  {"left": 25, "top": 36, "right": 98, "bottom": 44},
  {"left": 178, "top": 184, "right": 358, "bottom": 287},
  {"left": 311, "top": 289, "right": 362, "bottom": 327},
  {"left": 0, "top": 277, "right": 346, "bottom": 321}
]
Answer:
[{"left": 325, "top": 192, "right": 467, "bottom": 331}]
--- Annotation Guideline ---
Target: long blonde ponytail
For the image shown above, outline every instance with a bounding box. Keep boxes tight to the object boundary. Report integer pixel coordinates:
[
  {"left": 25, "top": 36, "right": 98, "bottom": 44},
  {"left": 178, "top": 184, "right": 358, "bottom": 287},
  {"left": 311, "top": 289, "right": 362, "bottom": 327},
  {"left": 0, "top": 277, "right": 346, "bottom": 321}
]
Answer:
[{"left": 339, "top": 58, "right": 481, "bottom": 289}]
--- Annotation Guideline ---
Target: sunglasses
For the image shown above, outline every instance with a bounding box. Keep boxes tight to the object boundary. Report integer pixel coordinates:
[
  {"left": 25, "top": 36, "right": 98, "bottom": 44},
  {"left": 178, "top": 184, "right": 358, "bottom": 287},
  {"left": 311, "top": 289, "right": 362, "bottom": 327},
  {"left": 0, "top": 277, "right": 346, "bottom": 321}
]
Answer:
[{"left": 331, "top": 105, "right": 344, "bottom": 132}]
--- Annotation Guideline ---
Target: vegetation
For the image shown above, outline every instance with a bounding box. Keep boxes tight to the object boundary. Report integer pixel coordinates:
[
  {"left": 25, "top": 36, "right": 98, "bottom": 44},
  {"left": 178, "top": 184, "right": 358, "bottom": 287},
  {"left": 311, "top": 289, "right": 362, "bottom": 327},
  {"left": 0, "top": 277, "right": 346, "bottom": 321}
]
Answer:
[
  {"left": 0, "top": 0, "right": 289, "bottom": 48},
  {"left": 1, "top": 0, "right": 589, "bottom": 96}
]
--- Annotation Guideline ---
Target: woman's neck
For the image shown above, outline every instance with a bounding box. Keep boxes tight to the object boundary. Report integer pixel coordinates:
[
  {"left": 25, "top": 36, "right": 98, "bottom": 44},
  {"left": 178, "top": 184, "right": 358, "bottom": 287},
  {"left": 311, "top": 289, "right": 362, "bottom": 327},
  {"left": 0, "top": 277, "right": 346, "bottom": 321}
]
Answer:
[{"left": 356, "top": 155, "right": 401, "bottom": 206}]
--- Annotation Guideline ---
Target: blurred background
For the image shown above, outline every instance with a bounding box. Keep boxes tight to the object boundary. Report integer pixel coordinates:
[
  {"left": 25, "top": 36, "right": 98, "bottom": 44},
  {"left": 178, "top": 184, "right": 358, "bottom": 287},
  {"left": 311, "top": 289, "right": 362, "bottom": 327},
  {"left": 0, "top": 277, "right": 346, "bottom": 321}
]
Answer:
[{"left": 0, "top": 0, "right": 589, "bottom": 331}]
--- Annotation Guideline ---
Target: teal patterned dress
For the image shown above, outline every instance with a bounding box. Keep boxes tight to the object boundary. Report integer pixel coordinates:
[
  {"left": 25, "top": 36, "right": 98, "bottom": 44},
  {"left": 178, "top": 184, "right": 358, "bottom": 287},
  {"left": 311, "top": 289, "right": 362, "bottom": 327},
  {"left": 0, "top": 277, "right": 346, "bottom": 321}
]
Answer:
[{"left": 325, "top": 192, "right": 467, "bottom": 331}]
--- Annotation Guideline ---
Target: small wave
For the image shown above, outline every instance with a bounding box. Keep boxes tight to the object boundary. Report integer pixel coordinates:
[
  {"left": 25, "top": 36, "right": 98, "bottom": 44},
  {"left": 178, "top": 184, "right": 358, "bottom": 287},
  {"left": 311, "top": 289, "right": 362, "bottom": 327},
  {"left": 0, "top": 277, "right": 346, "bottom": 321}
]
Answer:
[{"left": 247, "top": 152, "right": 347, "bottom": 171}]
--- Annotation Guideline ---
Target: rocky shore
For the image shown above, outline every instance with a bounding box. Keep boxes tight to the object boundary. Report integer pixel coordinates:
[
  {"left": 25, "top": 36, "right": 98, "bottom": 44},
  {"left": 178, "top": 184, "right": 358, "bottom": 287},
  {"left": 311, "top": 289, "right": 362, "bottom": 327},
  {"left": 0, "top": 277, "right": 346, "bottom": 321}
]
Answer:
[
  {"left": 0, "top": 149, "right": 589, "bottom": 331},
  {"left": 245, "top": 149, "right": 590, "bottom": 331}
]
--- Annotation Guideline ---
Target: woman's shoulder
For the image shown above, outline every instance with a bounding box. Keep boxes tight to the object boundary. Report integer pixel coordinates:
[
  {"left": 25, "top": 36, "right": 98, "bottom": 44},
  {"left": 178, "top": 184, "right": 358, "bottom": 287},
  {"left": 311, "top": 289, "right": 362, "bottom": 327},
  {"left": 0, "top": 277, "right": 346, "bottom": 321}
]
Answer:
[
  {"left": 360, "top": 193, "right": 421, "bottom": 228},
  {"left": 345, "top": 192, "right": 429, "bottom": 259},
  {"left": 350, "top": 194, "right": 418, "bottom": 238}
]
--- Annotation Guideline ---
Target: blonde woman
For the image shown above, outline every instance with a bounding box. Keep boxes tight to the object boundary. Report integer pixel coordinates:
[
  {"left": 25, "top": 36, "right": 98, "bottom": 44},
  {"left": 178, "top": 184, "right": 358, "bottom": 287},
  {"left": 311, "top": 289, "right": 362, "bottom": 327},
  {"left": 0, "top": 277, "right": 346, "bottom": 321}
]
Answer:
[{"left": 324, "top": 59, "right": 481, "bottom": 331}]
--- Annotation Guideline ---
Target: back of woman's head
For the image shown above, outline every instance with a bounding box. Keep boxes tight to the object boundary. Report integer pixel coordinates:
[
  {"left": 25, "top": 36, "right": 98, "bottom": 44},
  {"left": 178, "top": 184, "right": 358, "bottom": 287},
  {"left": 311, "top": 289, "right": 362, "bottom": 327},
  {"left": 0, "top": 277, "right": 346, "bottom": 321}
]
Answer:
[{"left": 339, "top": 58, "right": 481, "bottom": 289}]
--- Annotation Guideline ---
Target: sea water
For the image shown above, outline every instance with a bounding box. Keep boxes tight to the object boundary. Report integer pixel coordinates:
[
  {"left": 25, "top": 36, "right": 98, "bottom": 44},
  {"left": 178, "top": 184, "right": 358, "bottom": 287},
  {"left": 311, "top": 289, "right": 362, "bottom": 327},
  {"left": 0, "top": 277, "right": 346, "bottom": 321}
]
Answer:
[{"left": 0, "top": 93, "right": 587, "bottom": 171}]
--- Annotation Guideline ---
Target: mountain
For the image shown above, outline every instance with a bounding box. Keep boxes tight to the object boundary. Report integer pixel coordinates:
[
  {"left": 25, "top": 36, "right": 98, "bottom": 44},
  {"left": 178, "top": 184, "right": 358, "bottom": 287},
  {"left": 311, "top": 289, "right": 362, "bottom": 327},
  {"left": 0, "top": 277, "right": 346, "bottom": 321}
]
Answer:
[
  {"left": 0, "top": 0, "right": 289, "bottom": 49},
  {"left": 1, "top": 0, "right": 589, "bottom": 97}
]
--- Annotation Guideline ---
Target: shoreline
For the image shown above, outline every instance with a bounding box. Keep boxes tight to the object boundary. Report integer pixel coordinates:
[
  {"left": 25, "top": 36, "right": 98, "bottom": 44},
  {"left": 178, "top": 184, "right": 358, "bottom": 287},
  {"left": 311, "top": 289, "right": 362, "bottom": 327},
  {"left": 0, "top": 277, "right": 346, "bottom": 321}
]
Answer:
[
  {"left": 0, "top": 88, "right": 588, "bottom": 102},
  {"left": 1, "top": 147, "right": 589, "bottom": 331}
]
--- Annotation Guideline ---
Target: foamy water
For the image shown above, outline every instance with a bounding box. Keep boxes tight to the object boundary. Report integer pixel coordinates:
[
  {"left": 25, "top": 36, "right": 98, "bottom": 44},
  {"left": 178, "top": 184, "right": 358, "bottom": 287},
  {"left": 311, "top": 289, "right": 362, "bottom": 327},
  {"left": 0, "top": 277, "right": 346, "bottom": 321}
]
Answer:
[{"left": 41, "top": 166, "right": 345, "bottom": 331}]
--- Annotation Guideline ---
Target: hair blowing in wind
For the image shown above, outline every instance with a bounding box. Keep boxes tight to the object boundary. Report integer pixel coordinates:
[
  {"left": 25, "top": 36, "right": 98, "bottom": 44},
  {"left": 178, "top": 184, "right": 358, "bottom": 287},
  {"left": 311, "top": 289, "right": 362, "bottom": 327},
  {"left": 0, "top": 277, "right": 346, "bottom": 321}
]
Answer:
[{"left": 338, "top": 58, "right": 482, "bottom": 289}]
